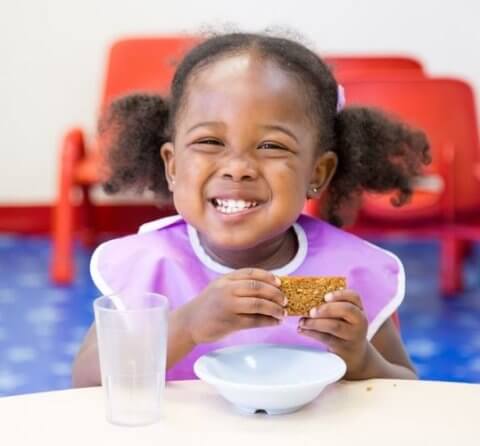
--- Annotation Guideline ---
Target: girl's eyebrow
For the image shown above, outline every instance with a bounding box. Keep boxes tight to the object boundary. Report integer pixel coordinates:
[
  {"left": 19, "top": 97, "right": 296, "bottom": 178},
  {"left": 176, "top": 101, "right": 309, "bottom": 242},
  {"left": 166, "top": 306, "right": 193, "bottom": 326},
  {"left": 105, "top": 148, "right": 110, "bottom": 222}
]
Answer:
[
  {"left": 259, "top": 124, "right": 299, "bottom": 144},
  {"left": 186, "top": 121, "right": 223, "bottom": 134}
]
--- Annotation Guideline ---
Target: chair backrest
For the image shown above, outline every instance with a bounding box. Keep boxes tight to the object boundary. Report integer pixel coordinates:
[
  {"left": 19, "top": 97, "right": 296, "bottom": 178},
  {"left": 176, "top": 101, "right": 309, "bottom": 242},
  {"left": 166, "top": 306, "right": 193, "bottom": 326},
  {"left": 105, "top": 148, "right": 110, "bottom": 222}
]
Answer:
[
  {"left": 334, "top": 67, "right": 425, "bottom": 84},
  {"left": 324, "top": 55, "right": 424, "bottom": 76},
  {"left": 344, "top": 77, "right": 480, "bottom": 219},
  {"left": 101, "top": 36, "right": 202, "bottom": 108},
  {"left": 325, "top": 56, "right": 425, "bottom": 86}
]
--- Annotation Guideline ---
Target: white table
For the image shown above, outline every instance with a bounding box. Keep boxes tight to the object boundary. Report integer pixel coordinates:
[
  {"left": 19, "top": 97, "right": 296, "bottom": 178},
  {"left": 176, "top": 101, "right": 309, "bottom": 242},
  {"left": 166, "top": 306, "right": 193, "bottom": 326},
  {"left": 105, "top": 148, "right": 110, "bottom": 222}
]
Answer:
[{"left": 1, "top": 379, "right": 479, "bottom": 445}]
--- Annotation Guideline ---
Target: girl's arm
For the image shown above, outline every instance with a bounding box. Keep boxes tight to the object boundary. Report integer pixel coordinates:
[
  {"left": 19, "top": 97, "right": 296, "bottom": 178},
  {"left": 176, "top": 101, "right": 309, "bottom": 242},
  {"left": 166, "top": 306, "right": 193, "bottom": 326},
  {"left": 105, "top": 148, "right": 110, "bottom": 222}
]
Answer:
[
  {"left": 298, "top": 290, "right": 417, "bottom": 380},
  {"left": 71, "top": 323, "right": 101, "bottom": 387},
  {"left": 361, "top": 317, "right": 417, "bottom": 380},
  {"left": 165, "top": 305, "right": 197, "bottom": 368}
]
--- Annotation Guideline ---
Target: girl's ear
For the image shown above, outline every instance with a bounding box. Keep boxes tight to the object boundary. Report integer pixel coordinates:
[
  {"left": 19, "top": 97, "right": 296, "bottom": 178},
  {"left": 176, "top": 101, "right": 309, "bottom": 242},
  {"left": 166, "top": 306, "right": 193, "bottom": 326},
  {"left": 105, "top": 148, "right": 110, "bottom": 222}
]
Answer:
[
  {"left": 160, "top": 142, "right": 176, "bottom": 192},
  {"left": 308, "top": 151, "right": 338, "bottom": 198}
]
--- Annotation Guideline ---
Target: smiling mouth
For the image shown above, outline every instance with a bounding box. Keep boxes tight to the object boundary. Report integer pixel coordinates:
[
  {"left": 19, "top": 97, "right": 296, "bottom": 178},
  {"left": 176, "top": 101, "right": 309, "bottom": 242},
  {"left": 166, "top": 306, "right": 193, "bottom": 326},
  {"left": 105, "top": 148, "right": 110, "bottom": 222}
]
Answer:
[{"left": 210, "top": 198, "right": 260, "bottom": 215}]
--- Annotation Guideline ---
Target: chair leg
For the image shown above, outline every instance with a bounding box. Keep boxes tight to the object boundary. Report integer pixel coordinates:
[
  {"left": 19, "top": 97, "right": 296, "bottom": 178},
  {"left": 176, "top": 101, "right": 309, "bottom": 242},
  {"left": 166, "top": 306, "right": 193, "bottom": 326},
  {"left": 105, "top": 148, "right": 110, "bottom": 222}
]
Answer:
[
  {"left": 50, "top": 128, "right": 86, "bottom": 285},
  {"left": 440, "top": 236, "right": 465, "bottom": 297},
  {"left": 460, "top": 239, "right": 474, "bottom": 259},
  {"left": 51, "top": 182, "right": 76, "bottom": 284},
  {"left": 80, "top": 184, "right": 96, "bottom": 248}
]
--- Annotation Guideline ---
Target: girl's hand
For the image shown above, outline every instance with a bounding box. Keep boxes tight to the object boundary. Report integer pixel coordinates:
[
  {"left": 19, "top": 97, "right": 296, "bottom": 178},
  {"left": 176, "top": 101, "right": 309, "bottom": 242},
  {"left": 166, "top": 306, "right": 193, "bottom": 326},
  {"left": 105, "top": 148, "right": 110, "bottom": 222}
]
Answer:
[
  {"left": 184, "top": 268, "right": 287, "bottom": 344},
  {"left": 297, "top": 289, "right": 370, "bottom": 378}
]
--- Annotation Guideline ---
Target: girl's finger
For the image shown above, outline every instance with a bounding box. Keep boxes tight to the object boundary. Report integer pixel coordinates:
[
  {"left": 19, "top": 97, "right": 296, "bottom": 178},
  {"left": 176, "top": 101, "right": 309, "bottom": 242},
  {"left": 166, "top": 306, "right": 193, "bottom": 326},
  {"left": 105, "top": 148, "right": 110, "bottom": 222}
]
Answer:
[
  {"left": 234, "top": 297, "right": 287, "bottom": 320},
  {"left": 299, "top": 317, "right": 355, "bottom": 341},
  {"left": 323, "top": 289, "right": 363, "bottom": 310},
  {"left": 297, "top": 327, "right": 345, "bottom": 350},
  {"left": 309, "top": 301, "right": 365, "bottom": 324},
  {"left": 233, "top": 280, "right": 286, "bottom": 307},
  {"left": 227, "top": 268, "right": 281, "bottom": 288}
]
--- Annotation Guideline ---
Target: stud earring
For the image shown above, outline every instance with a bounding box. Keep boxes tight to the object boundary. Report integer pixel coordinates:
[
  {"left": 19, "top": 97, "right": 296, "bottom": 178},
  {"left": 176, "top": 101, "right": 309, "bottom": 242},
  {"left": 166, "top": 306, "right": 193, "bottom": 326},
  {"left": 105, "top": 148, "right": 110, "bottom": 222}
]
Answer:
[{"left": 310, "top": 185, "right": 319, "bottom": 193}]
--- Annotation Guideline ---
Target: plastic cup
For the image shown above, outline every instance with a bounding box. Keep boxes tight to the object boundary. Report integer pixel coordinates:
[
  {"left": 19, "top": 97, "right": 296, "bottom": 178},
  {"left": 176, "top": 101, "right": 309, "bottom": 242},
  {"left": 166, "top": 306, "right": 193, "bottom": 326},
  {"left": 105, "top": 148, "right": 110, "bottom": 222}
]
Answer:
[{"left": 94, "top": 292, "right": 169, "bottom": 426}]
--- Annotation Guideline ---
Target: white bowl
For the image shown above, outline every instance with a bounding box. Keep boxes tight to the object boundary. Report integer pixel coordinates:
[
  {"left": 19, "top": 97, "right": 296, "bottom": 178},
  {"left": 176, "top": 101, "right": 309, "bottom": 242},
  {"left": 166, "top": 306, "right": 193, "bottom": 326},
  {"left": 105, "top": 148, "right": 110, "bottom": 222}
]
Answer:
[{"left": 193, "top": 344, "right": 346, "bottom": 415}]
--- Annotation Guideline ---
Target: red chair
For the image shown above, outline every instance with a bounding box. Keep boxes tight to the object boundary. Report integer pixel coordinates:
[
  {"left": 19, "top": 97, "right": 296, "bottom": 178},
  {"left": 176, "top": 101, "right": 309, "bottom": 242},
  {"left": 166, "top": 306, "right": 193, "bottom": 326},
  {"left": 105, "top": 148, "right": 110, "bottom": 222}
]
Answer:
[
  {"left": 307, "top": 78, "right": 480, "bottom": 296},
  {"left": 324, "top": 55, "right": 426, "bottom": 100},
  {"left": 51, "top": 37, "right": 200, "bottom": 284},
  {"left": 334, "top": 67, "right": 425, "bottom": 84},
  {"left": 324, "top": 55, "right": 425, "bottom": 81}
]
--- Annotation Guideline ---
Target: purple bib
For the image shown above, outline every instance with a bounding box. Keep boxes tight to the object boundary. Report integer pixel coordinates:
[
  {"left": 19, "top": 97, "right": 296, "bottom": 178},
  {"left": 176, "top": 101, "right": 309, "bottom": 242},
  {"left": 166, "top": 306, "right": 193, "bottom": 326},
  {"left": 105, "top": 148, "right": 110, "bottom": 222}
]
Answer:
[{"left": 91, "top": 214, "right": 404, "bottom": 380}]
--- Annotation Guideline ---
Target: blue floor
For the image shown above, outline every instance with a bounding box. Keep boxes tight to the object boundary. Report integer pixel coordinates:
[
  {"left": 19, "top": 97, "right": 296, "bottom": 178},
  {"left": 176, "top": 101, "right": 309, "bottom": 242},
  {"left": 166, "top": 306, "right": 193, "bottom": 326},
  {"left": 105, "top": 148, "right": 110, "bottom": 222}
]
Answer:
[{"left": 0, "top": 235, "right": 479, "bottom": 396}]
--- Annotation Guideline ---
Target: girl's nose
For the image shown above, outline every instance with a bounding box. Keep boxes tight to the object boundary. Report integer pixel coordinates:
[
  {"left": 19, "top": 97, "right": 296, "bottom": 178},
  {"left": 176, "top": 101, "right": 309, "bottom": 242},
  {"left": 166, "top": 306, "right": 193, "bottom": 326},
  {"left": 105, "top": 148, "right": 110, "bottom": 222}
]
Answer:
[{"left": 219, "top": 153, "right": 259, "bottom": 182}]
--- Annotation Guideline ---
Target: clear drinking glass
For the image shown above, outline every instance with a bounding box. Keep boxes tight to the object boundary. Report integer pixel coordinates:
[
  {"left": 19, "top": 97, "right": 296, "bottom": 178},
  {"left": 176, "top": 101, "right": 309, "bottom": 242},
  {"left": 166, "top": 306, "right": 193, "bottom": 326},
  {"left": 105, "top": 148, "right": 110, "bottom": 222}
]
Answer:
[{"left": 94, "top": 292, "right": 169, "bottom": 426}]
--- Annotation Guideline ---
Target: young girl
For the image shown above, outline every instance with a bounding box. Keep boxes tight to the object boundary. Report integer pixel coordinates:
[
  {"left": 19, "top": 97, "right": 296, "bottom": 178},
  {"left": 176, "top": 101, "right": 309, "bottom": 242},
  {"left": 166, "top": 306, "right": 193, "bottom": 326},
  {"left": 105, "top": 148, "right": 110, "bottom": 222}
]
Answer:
[{"left": 73, "top": 32, "right": 430, "bottom": 386}]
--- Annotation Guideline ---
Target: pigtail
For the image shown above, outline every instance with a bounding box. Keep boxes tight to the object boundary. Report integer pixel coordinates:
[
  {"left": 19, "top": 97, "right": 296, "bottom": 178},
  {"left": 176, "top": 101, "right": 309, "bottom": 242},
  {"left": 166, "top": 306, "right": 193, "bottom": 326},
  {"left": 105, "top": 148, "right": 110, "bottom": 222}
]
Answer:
[
  {"left": 326, "top": 106, "right": 431, "bottom": 226},
  {"left": 99, "top": 93, "right": 171, "bottom": 200}
]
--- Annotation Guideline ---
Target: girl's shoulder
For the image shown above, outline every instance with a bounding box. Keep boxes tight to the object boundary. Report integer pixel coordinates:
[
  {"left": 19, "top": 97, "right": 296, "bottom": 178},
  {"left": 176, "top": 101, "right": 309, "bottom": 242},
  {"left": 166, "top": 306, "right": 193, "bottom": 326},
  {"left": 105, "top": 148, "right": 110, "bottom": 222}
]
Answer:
[
  {"left": 298, "top": 214, "right": 400, "bottom": 262},
  {"left": 137, "top": 214, "right": 185, "bottom": 234},
  {"left": 92, "top": 214, "right": 187, "bottom": 263},
  {"left": 90, "top": 215, "right": 189, "bottom": 296}
]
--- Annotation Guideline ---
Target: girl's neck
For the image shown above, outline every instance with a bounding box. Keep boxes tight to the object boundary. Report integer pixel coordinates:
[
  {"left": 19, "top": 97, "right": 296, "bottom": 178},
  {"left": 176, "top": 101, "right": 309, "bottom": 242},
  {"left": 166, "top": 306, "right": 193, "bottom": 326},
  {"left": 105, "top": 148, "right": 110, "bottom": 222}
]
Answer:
[{"left": 198, "top": 227, "right": 298, "bottom": 271}]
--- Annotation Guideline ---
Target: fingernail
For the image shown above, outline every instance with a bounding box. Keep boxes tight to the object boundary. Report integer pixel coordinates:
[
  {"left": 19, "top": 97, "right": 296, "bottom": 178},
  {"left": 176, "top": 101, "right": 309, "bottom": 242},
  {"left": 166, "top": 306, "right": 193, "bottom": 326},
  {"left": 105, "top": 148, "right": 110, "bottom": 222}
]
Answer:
[
  {"left": 283, "top": 297, "right": 288, "bottom": 306},
  {"left": 309, "top": 308, "right": 317, "bottom": 317},
  {"left": 275, "top": 276, "right": 282, "bottom": 286},
  {"left": 283, "top": 309, "right": 288, "bottom": 317},
  {"left": 324, "top": 293, "right": 334, "bottom": 302}
]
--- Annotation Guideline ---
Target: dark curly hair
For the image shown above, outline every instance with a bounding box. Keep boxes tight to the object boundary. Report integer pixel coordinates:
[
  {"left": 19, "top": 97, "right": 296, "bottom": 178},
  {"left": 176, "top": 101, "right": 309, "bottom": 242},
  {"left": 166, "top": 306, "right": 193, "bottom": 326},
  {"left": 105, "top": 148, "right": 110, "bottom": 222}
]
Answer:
[{"left": 100, "top": 32, "right": 430, "bottom": 226}]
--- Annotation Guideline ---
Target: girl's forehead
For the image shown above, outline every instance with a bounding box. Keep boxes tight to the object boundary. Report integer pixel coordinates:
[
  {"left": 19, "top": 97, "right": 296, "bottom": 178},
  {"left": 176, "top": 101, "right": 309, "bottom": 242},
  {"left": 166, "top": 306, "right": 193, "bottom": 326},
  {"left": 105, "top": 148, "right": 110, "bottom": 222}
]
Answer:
[
  {"left": 190, "top": 52, "right": 300, "bottom": 93},
  {"left": 178, "top": 52, "right": 311, "bottom": 128}
]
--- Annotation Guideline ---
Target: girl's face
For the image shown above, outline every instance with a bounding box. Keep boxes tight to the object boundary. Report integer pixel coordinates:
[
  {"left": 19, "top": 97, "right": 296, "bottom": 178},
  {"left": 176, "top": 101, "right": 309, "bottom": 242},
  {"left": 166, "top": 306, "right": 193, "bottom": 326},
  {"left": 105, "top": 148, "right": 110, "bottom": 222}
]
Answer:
[{"left": 161, "top": 52, "right": 336, "bottom": 260}]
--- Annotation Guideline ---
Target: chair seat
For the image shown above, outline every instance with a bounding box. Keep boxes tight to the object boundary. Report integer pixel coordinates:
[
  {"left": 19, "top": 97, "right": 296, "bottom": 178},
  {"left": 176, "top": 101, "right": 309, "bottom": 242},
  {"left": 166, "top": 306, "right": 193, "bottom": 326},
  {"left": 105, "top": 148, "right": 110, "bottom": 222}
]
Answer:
[{"left": 362, "top": 190, "right": 443, "bottom": 221}]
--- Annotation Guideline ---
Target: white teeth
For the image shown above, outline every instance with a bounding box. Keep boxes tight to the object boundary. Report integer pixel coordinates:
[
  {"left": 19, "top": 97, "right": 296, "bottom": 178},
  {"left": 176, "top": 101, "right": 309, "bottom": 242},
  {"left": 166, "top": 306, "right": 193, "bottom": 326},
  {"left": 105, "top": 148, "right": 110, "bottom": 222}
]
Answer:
[{"left": 213, "top": 198, "right": 258, "bottom": 214}]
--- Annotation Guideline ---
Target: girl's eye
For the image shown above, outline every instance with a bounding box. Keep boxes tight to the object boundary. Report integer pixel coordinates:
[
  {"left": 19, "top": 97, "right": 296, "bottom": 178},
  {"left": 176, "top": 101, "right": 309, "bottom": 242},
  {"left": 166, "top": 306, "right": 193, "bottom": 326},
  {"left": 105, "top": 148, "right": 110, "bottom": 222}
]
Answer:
[
  {"left": 258, "top": 142, "right": 287, "bottom": 151},
  {"left": 197, "top": 139, "right": 222, "bottom": 145},
  {"left": 190, "top": 138, "right": 224, "bottom": 153}
]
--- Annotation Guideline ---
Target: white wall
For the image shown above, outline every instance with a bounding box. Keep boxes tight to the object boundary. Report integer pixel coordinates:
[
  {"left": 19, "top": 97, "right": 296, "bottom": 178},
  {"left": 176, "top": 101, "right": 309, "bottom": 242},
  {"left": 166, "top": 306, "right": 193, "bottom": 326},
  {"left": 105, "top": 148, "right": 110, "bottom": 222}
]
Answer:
[{"left": 1, "top": 0, "right": 479, "bottom": 203}]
